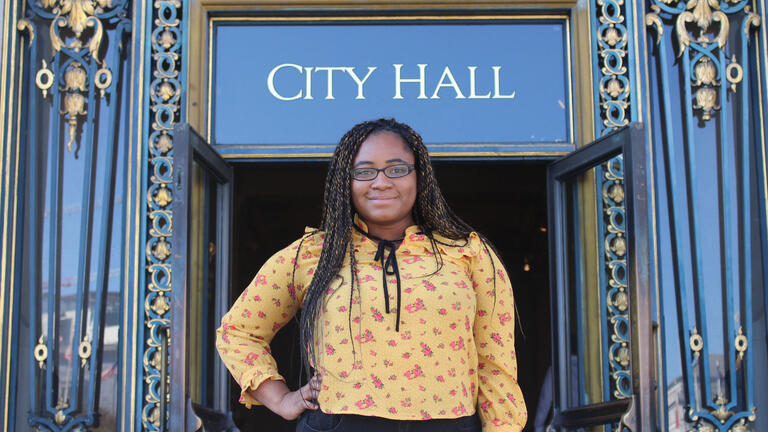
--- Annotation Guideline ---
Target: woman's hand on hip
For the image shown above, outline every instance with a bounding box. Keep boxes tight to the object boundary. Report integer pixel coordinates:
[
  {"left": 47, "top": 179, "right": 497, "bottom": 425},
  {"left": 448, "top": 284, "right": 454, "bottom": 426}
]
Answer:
[
  {"left": 277, "top": 374, "right": 323, "bottom": 420},
  {"left": 250, "top": 374, "right": 324, "bottom": 421}
]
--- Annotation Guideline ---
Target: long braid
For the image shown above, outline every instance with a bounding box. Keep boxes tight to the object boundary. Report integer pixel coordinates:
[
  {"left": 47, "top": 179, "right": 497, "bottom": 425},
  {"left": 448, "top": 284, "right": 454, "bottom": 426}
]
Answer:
[{"left": 296, "top": 118, "right": 503, "bottom": 381}]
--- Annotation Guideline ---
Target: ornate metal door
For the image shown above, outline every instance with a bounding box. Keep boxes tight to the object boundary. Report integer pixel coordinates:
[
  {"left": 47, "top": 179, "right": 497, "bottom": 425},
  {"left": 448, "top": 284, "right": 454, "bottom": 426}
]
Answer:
[
  {"left": 547, "top": 124, "right": 655, "bottom": 431},
  {"left": 170, "top": 123, "right": 236, "bottom": 431}
]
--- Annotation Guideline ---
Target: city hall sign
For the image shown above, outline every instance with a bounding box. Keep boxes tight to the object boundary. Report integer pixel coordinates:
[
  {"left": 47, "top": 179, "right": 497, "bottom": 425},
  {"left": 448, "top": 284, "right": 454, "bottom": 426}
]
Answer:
[
  {"left": 266, "top": 64, "right": 516, "bottom": 101},
  {"left": 210, "top": 18, "right": 573, "bottom": 153}
]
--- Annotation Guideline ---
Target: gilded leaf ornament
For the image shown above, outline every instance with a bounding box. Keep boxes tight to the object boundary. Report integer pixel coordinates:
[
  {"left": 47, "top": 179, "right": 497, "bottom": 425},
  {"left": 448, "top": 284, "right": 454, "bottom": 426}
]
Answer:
[
  {"left": 645, "top": 7, "right": 664, "bottom": 44},
  {"left": 156, "top": 133, "right": 173, "bottom": 153},
  {"left": 17, "top": 19, "right": 35, "bottom": 46},
  {"left": 49, "top": 11, "right": 104, "bottom": 60},
  {"left": 151, "top": 294, "right": 170, "bottom": 315},
  {"left": 154, "top": 185, "right": 172, "bottom": 207},
  {"left": 610, "top": 235, "right": 627, "bottom": 257},
  {"left": 603, "top": 27, "right": 623, "bottom": 46},
  {"left": 160, "top": 29, "right": 176, "bottom": 49},
  {"left": 604, "top": 78, "right": 624, "bottom": 98},
  {"left": 694, "top": 87, "right": 718, "bottom": 120},
  {"left": 743, "top": 11, "right": 761, "bottom": 35},
  {"left": 152, "top": 238, "right": 171, "bottom": 261},
  {"left": 61, "top": 63, "right": 88, "bottom": 152},
  {"left": 687, "top": 0, "right": 719, "bottom": 29},
  {"left": 649, "top": 0, "right": 760, "bottom": 123},
  {"left": 694, "top": 58, "right": 717, "bottom": 86},
  {"left": 55, "top": 409, "right": 66, "bottom": 425},
  {"left": 26, "top": 0, "right": 123, "bottom": 155},
  {"left": 616, "top": 345, "right": 630, "bottom": 366},
  {"left": 58, "top": 0, "right": 95, "bottom": 37},
  {"left": 64, "top": 62, "right": 87, "bottom": 91},
  {"left": 711, "top": 396, "right": 734, "bottom": 423},
  {"left": 158, "top": 82, "right": 175, "bottom": 101},
  {"left": 731, "top": 419, "right": 749, "bottom": 432},
  {"left": 607, "top": 182, "right": 625, "bottom": 202}
]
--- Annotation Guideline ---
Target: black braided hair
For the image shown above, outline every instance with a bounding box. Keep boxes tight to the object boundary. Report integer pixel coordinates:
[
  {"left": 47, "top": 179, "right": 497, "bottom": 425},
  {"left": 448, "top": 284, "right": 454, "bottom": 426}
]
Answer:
[{"left": 295, "top": 118, "right": 500, "bottom": 381}]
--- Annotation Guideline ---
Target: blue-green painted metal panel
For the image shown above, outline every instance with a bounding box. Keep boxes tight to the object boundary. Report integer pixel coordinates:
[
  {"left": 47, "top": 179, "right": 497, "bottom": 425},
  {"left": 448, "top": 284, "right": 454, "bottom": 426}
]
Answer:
[
  {"left": 10, "top": 0, "right": 135, "bottom": 429},
  {"left": 645, "top": 0, "right": 766, "bottom": 429}
]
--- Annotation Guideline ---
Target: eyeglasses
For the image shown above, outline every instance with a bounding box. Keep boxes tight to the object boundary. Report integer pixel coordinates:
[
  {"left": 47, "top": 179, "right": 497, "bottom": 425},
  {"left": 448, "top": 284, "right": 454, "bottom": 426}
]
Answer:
[{"left": 351, "top": 164, "right": 416, "bottom": 181}]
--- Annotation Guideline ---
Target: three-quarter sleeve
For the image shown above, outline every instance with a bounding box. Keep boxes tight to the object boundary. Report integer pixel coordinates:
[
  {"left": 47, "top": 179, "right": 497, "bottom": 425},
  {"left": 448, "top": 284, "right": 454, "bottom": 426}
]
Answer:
[
  {"left": 216, "top": 232, "right": 321, "bottom": 407},
  {"left": 471, "top": 236, "right": 527, "bottom": 431}
]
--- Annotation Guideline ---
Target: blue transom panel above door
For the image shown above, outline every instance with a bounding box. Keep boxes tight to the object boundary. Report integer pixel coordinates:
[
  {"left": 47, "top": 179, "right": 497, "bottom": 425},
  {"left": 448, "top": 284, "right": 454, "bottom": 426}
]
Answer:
[{"left": 206, "top": 14, "right": 576, "bottom": 159}]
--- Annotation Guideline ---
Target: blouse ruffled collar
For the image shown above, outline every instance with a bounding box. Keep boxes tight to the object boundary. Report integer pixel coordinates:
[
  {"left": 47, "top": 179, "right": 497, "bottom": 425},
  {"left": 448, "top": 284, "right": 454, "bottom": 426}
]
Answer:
[{"left": 352, "top": 213, "right": 421, "bottom": 243}]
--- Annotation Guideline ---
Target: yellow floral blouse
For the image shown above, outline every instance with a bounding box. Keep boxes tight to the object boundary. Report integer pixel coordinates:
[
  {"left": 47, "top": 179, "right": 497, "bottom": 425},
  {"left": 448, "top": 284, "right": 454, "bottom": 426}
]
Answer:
[{"left": 216, "top": 219, "right": 527, "bottom": 431}]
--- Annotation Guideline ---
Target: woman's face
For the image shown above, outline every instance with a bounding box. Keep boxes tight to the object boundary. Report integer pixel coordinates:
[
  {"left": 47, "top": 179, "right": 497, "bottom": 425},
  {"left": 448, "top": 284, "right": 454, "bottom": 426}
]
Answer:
[{"left": 351, "top": 131, "right": 417, "bottom": 232}]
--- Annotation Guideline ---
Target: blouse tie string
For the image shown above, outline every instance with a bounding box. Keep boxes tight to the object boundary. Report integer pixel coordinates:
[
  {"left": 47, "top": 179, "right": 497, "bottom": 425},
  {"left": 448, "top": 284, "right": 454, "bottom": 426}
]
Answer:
[
  {"left": 374, "top": 239, "right": 402, "bottom": 332},
  {"left": 354, "top": 225, "right": 403, "bottom": 332}
]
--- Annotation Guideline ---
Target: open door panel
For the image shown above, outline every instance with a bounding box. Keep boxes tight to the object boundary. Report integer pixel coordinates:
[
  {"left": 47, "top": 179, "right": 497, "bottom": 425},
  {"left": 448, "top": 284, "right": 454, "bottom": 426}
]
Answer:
[
  {"left": 546, "top": 124, "right": 655, "bottom": 431},
  {"left": 170, "top": 123, "right": 238, "bottom": 431}
]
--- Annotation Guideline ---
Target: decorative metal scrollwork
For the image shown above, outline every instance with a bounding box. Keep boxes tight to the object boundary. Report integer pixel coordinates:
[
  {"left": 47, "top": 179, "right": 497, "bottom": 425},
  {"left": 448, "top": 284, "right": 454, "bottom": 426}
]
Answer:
[
  {"left": 143, "top": 0, "right": 183, "bottom": 429},
  {"left": 601, "top": 156, "right": 632, "bottom": 401},
  {"left": 591, "top": 0, "right": 634, "bottom": 419},
  {"left": 19, "top": 0, "right": 131, "bottom": 429},
  {"left": 645, "top": 0, "right": 760, "bottom": 429},
  {"left": 647, "top": 0, "right": 761, "bottom": 122},
  {"left": 24, "top": 0, "right": 129, "bottom": 155},
  {"left": 595, "top": 0, "right": 631, "bottom": 132},
  {"left": 61, "top": 62, "right": 88, "bottom": 152}
]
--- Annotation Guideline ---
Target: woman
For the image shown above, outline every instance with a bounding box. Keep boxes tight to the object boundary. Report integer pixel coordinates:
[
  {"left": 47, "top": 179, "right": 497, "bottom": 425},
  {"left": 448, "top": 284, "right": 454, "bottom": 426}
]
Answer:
[{"left": 216, "top": 119, "right": 526, "bottom": 431}]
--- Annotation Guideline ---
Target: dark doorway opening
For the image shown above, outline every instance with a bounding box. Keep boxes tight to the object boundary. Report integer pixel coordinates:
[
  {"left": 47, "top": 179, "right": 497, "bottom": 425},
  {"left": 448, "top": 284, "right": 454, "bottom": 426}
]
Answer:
[{"left": 229, "top": 161, "right": 550, "bottom": 431}]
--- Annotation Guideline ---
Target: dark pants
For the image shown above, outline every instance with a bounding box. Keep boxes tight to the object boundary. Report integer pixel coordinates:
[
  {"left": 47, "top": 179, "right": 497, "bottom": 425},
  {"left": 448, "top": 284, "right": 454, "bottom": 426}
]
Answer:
[{"left": 296, "top": 409, "right": 482, "bottom": 432}]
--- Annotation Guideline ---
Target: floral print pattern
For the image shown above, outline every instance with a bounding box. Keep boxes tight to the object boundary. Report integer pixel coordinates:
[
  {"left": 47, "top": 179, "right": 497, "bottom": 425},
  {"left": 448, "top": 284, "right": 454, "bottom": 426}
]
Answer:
[{"left": 216, "top": 219, "right": 527, "bottom": 431}]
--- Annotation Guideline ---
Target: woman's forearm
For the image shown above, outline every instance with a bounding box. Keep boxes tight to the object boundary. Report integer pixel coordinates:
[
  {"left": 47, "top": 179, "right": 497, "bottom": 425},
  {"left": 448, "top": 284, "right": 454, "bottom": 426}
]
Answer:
[
  {"left": 250, "top": 379, "right": 292, "bottom": 416},
  {"left": 249, "top": 375, "right": 323, "bottom": 420}
]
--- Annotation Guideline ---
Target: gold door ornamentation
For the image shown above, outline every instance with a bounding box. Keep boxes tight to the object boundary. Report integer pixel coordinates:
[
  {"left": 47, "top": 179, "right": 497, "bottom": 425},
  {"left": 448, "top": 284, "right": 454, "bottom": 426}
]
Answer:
[{"left": 20, "top": 0, "right": 124, "bottom": 155}]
